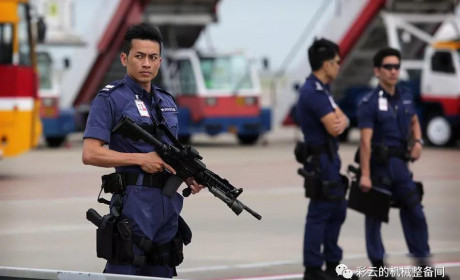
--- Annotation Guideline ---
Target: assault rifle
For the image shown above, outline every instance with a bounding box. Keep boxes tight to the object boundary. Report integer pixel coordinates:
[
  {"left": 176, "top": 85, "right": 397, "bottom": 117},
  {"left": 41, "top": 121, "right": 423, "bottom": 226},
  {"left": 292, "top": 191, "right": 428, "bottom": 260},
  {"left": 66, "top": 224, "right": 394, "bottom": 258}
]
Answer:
[{"left": 112, "top": 116, "right": 262, "bottom": 220}]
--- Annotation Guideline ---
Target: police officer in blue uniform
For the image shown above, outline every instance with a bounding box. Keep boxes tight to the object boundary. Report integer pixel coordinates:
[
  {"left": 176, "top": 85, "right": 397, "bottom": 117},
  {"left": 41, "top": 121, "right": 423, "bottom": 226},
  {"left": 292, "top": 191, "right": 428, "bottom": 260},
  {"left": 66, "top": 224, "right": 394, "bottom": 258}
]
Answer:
[
  {"left": 357, "top": 47, "right": 449, "bottom": 280},
  {"left": 82, "top": 23, "right": 203, "bottom": 278},
  {"left": 296, "top": 39, "right": 357, "bottom": 280}
]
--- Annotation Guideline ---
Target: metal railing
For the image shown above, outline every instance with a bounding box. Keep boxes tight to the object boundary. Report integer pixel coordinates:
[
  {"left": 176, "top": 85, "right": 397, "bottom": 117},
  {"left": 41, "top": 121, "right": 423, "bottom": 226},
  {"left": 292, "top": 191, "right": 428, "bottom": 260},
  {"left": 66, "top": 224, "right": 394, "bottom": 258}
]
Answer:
[{"left": 0, "top": 266, "right": 187, "bottom": 280}]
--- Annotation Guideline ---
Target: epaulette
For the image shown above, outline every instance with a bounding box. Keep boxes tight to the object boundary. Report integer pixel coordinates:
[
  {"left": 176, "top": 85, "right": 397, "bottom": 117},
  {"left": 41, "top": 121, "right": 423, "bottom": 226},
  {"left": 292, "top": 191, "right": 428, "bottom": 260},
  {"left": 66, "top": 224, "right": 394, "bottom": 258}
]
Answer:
[
  {"left": 360, "top": 91, "right": 375, "bottom": 104},
  {"left": 398, "top": 85, "right": 413, "bottom": 97},
  {"left": 99, "top": 80, "right": 124, "bottom": 94},
  {"left": 313, "top": 81, "right": 325, "bottom": 92},
  {"left": 154, "top": 86, "right": 176, "bottom": 103}
]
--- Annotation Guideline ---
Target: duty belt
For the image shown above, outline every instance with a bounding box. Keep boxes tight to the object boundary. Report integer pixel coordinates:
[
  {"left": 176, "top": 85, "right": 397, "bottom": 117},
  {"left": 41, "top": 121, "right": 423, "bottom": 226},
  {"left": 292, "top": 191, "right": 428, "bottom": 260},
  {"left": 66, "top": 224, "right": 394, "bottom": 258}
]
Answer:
[
  {"left": 309, "top": 145, "right": 329, "bottom": 156},
  {"left": 121, "top": 172, "right": 170, "bottom": 188},
  {"left": 372, "top": 146, "right": 410, "bottom": 162}
]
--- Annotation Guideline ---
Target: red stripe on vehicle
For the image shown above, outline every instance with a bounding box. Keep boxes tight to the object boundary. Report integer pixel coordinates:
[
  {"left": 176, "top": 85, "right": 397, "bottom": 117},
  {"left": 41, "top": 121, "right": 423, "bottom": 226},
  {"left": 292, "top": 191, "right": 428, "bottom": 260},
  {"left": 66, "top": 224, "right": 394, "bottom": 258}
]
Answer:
[
  {"left": 0, "top": 65, "right": 37, "bottom": 99},
  {"left": 422, "top": 95, "right": 460, "bottom": 116},
  {"left": 177, "top": 96, "right": 260, "bottom": 122}
]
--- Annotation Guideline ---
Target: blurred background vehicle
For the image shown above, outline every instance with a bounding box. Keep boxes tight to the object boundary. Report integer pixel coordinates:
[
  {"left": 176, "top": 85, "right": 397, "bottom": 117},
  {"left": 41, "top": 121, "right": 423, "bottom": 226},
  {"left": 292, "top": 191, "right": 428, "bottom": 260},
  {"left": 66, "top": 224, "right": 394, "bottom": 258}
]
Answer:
[
  {"left": 10, "top": 0, "right": 458, "bottom": 150},
  {"left": 32, "top": 0, "right": 270, "bottom": 147},
  {"left": 282, "top": 0, "right": 460, "bottom": 147},
  {"left": 0, "top": 0, "right": 42, "bottom": 158}
]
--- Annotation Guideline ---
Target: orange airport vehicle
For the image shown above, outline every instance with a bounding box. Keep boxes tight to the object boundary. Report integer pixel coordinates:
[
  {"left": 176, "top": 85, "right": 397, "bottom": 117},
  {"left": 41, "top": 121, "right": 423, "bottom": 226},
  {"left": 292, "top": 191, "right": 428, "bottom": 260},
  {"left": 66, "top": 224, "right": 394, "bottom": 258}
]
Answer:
[{"left": 0, "top": 0, "right": 42, "bottom": 157}]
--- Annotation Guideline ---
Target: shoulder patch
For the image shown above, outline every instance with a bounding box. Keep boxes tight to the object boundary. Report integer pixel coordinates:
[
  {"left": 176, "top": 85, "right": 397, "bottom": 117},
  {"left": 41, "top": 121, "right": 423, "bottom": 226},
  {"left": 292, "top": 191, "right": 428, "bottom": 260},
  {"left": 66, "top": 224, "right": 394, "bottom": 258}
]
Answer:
[
  {"left": 360, "top": 91, "right": 375, "bottom": 104},
  {"left": 398, "top": 86, "right": 414, "bottom": 99},
  {"left": 99, "top": 80, "right": 124, "bottom": 94},
  {"left": 314, "top": 81, "right": 324, "bottom": 91},
  {"left": 154, "top": 86, "right": 176, "bottom": 103}
]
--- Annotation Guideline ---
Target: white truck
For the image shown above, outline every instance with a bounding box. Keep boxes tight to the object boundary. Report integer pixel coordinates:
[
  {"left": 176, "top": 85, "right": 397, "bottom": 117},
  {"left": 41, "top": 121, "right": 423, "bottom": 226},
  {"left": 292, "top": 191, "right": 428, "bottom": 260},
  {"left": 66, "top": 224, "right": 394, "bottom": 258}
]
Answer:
[
  {"left": 162, "top": 49, "right": 271, "bottom": 144},
  {"left": 420, "top": 41, "right": 460, "bottom": 146}
]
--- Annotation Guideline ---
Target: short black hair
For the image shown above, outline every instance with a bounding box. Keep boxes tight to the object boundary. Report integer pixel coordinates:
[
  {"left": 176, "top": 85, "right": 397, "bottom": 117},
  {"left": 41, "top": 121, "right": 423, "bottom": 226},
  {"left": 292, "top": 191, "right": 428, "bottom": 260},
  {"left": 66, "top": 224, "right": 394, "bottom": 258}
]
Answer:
[
  {"left": 121, "top": 23, "right": 163, "bottom": 55},
  {"left": 373, "top": 47, "right": 401, "bottom": 67},
  {"left": 308, "top": 38, "right": 340, "bottom": 71}
]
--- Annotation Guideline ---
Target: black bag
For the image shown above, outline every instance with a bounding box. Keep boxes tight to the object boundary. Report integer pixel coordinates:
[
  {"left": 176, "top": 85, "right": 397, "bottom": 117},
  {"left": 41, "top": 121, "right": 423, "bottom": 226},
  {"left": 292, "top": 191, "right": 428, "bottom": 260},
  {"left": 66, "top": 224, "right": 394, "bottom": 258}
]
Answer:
[{"left": 348, "top": 180, "right": 392, "bottom": 223}]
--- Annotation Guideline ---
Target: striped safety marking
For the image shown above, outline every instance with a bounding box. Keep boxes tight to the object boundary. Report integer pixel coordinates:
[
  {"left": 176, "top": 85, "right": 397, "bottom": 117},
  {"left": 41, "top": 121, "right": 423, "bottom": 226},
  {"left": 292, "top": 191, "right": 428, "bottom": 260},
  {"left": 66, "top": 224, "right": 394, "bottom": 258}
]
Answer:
[{"left": 0, "top": 97, "right": 34, "bottom": 111}]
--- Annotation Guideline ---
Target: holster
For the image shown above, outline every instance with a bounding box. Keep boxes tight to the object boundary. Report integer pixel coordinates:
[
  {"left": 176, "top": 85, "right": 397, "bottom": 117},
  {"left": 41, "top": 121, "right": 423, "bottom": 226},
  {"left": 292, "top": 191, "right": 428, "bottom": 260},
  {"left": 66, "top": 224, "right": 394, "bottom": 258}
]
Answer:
[
  {"left": 299, "top": 168, "right": 347, "bottom": 201},
  {"left": 294, "top": 141, "right": 309, "bottom": 164},
  {"left": 391, "top": 181, "right": 424, "bottom": 209},
  {"left": 91, "top": 211, "right": 191, "bottom": 268},
  {"left": 96, "top": 215, "right": 134, "bottom": 265}
]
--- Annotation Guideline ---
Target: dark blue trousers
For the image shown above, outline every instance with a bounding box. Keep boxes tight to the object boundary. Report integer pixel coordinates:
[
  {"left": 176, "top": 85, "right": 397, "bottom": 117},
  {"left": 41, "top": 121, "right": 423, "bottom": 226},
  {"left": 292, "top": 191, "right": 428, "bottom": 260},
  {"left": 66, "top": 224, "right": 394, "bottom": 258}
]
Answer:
[
  {"left": 105, "top": 183, "right": 183, "bottom": 278},
  {"left": 304, "top": 199, "right": 347, "bottom": 267},
  {"left": 366, "top": 158, "right": 430, "bottom": 262},
  {"left": 303, "top": 154, "right": 347, "bottom": 267}
]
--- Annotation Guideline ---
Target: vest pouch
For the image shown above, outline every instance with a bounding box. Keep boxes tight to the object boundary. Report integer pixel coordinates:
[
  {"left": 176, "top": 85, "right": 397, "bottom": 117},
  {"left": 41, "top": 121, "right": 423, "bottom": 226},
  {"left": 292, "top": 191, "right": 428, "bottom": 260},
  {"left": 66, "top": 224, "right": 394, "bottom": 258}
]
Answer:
[
  {"left": 322, "top": 180, "right": 345, "bottom": 201},
  {"left": 96, "top": 216, "right": 115, "bottom": 260},
  {"left": 294, "top": 141, "right": 309, "bottom": 164},
  {"left": 101, "top": 173, "right": 124, "bottom": 194},
  {"left": 170, "top": 235, "right": 184, "bottom": 266},
  {"left": 111, "top": 219, "right": 134, "bottom": 264},
  {"left": 96, "top": 216, "right": 134, "bottom": 264}
]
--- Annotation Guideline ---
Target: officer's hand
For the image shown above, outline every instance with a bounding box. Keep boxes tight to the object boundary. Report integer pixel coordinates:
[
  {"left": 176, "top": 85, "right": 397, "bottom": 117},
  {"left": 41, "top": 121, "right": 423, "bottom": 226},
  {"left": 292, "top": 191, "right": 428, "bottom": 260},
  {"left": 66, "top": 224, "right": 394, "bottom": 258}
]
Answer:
[
  {"left": 360, "top": 175, "right": 372, "bottom": 193},
  {"left": 410, "top": 142, "right": 422, "bottom": 161},
  {"left": 140, "top": 152, "right": 176, "bottom": 174},
  {"left": 185, "top": 177, "right": 205, "bottom": 195},
  {"left": 333, "top": 116, "right": 347, "bottom": 135}
]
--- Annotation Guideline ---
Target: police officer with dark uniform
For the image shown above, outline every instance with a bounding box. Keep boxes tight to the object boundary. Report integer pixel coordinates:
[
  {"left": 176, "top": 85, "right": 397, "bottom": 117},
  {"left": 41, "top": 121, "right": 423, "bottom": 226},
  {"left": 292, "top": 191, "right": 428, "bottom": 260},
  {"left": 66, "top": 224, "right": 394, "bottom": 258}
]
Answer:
[
  {"left": 296, "top": 39, "right": 358, "bottom": 280},
  {"left": 82, "top": 23, "right": 203, "bottom": 278},
  {"left": 357, "top": 47, "right": 449, "bottom": 280}
]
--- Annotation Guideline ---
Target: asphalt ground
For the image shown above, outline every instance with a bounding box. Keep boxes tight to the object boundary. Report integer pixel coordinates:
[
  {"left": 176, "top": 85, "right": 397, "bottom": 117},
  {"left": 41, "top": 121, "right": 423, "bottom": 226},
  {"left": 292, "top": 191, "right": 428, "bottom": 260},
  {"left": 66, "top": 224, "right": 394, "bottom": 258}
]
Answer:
[{"left": 0, "top": 127, "right": 459, "bottom": 280}]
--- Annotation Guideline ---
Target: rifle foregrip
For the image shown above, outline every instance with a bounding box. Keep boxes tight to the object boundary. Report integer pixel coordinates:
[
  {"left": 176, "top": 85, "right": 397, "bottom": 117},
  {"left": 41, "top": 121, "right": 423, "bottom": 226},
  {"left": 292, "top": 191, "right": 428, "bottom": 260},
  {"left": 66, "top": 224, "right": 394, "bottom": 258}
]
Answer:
[{"left": 182, "top": 187, "right": 192, "bottom": 197}]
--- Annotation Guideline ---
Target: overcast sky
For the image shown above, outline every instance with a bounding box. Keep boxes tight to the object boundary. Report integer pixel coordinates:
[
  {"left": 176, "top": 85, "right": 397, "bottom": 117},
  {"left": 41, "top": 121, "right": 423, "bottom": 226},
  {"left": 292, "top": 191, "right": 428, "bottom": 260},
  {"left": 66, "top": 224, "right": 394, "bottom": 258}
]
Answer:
[{"left": 195, "top": 0, "right": 324, "bottom": 72}]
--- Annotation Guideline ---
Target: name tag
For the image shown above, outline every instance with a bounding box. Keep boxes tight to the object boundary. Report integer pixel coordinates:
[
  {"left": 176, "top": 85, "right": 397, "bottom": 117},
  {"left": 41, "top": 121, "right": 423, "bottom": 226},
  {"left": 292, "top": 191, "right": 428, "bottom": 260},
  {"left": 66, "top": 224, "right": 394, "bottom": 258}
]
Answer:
[
  {"left": 135, "top": 100, "right": 150, "bottom": 117},
  {"left": 160, "top": 107, "right": 177, "bottom": 112},
  {"left": 378, "top": 97, "right": 388, "bottom": 111}
]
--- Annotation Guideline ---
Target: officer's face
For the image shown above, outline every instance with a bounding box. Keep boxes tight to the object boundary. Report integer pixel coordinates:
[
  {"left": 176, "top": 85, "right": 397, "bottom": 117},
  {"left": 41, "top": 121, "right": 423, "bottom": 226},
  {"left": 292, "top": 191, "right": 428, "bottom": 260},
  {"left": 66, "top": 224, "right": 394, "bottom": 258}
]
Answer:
[
  {"left": 120, "top": 39, "right": 162, "bottom": 89},
  {"left": 325, "top": 54, "right": 341, "bottom": 81},
  {"left": 375, "top": 55, "right": 400, "bottom": 88}
]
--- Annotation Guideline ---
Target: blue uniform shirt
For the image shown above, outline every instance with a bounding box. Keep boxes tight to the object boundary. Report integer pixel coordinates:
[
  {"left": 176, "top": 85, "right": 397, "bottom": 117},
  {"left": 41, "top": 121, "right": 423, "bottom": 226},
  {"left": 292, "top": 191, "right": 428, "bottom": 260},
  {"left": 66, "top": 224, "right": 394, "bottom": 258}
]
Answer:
[
  {"left": 357, "top": 85, "right": 416, "bottom": 148},
  {"left": 83, "top": 74, "right": 179, "bottom": 173},
  {"left": 296, "top": 74, "right": 339, "bottom": 150}
]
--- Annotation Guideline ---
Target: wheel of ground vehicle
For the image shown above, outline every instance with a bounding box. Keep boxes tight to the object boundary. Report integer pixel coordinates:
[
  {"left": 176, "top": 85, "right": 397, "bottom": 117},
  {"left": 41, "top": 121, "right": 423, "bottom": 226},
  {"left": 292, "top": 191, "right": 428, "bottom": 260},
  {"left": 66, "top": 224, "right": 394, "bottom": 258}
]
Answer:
[
  {"left": 237, "top": 134, "right": 259, "bottom": 145},
  {"left": 425, "top": 115, "right": 453, "bottom": 147},
  {"left": 46, "top": 136, "right": 66, "bottom": 148}
]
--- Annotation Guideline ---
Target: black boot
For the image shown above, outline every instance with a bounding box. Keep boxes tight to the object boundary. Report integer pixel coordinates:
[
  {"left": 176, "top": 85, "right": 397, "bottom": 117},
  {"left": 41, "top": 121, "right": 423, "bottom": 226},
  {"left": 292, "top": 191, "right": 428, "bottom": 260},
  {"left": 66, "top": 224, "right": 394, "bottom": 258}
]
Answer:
[
  {"left": 325, "top": 262, "right": 360, "bottom": 279},
  {"left": 304, "top": 266, "right": 334, "bottom": 280},
  {"left": 370, "top": 260, "right": 397, "bottom": 280}
]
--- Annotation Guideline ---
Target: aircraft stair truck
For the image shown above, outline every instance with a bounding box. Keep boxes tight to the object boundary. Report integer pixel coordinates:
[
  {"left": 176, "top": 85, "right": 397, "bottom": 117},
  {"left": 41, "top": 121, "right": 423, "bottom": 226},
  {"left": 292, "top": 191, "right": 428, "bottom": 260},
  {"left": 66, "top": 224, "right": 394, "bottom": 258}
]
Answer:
[
  {"left": 164, "top": 49, "right": 271, "bottom": 145},
  {"left": 420, "top": 41, "right": 460, "bottom": 146}
]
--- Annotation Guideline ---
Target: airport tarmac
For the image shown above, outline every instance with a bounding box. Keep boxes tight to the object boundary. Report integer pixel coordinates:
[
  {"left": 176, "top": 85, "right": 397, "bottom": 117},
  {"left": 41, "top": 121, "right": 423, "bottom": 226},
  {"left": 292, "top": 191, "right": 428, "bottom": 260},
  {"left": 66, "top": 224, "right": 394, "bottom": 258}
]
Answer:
[{"left": 0, "top": 127, "right": 459, "bottom": 280}]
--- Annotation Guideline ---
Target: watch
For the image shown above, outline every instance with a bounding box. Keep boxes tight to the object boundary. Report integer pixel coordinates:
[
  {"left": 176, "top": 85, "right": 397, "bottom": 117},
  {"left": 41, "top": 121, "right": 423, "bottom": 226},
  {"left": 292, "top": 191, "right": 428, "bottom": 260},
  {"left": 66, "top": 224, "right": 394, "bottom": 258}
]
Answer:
[{"left": 415, "top": 139, "right": 424, "bottom": 146}]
